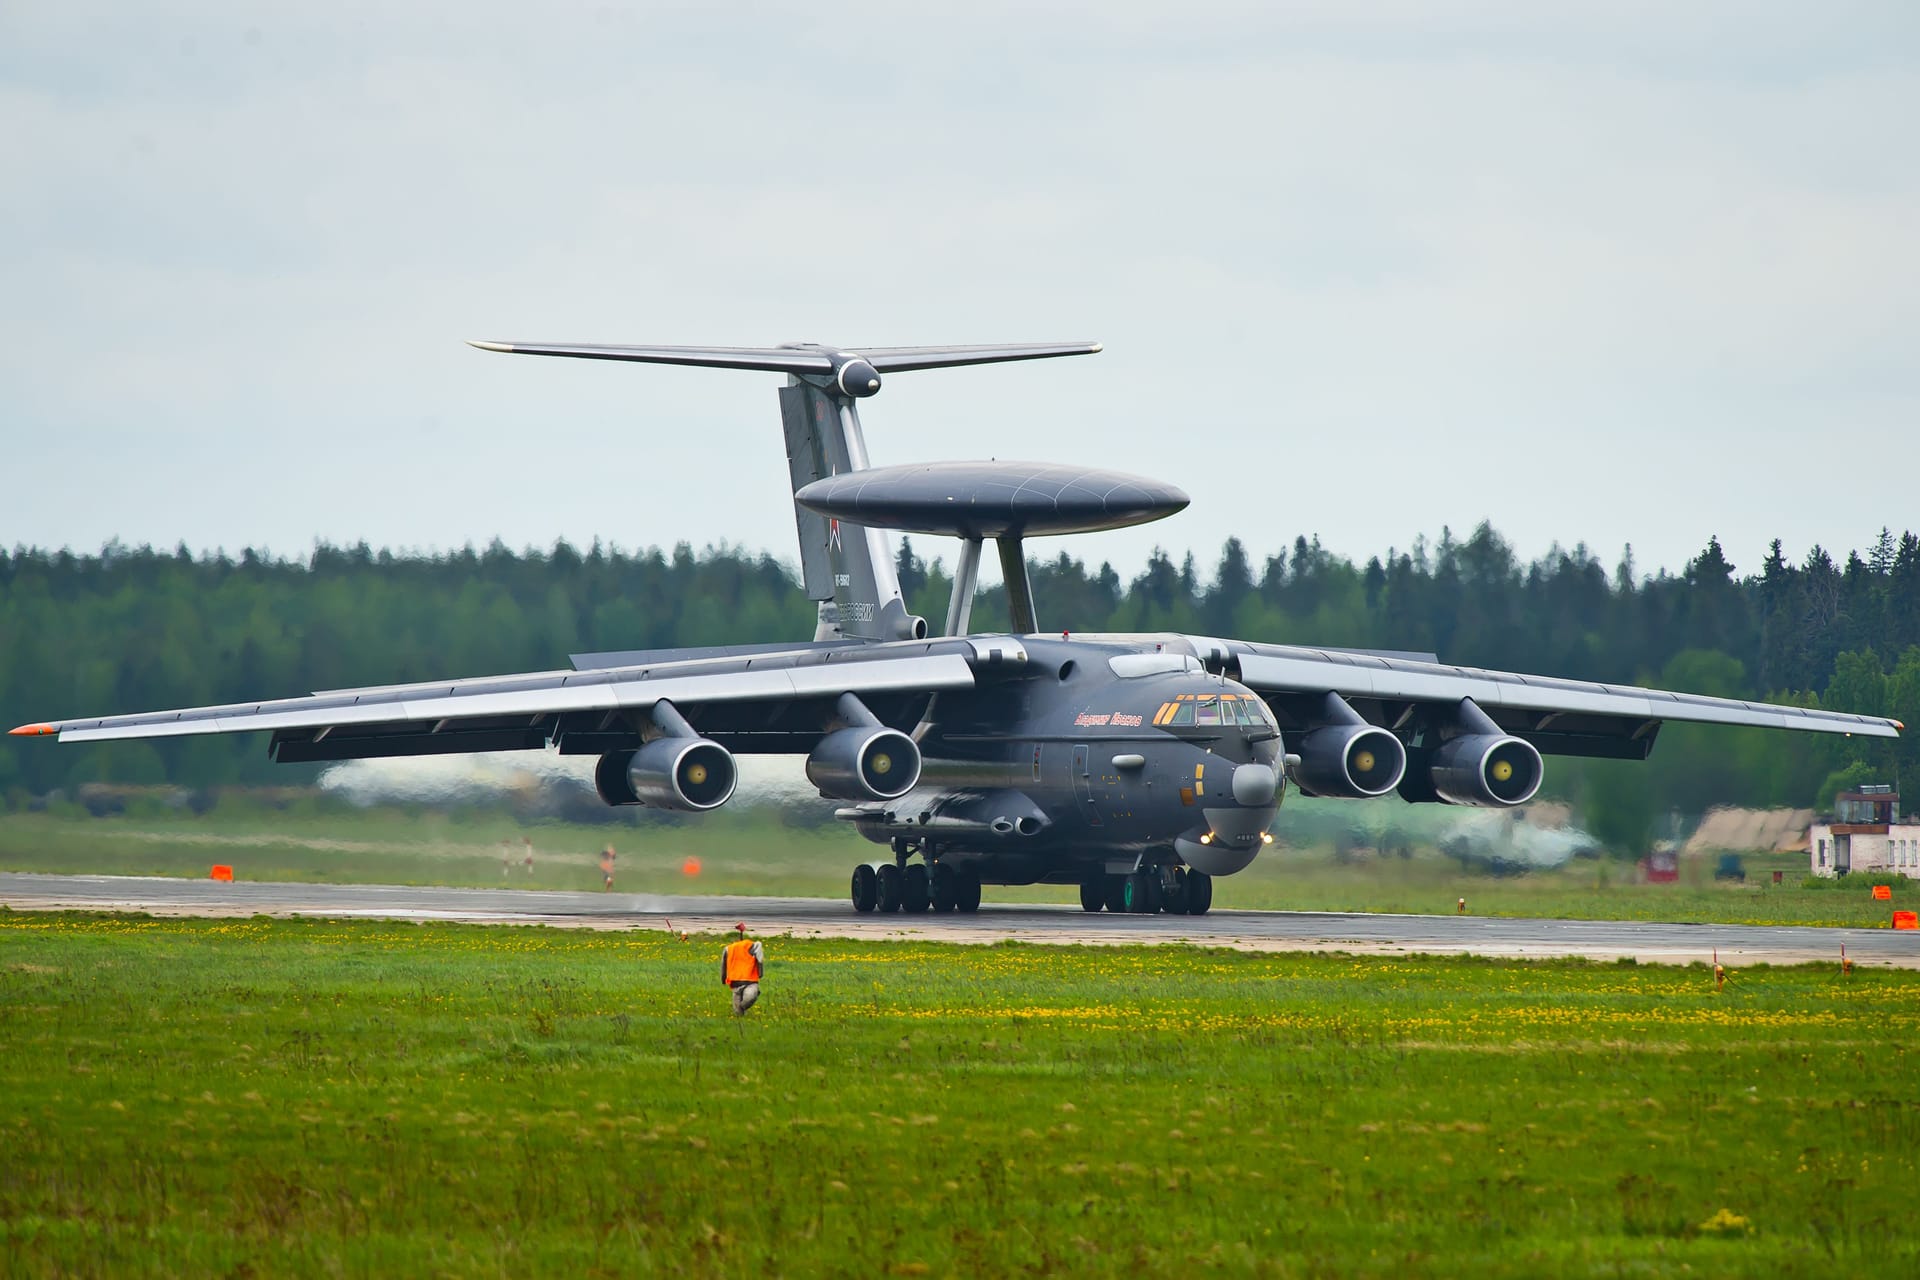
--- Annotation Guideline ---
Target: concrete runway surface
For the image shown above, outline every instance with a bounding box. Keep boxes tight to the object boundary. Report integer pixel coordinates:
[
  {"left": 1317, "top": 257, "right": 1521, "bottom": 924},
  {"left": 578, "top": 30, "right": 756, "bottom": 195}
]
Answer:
[{"left": 4, "top": 871, "right": 1915, "bottom": 967}]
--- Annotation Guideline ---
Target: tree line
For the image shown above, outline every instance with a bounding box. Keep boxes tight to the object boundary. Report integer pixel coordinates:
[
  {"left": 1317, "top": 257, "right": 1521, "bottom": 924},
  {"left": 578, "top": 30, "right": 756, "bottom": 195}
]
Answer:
[{"left": 3, "top": 528, "right": 1916, "bottom": 836}]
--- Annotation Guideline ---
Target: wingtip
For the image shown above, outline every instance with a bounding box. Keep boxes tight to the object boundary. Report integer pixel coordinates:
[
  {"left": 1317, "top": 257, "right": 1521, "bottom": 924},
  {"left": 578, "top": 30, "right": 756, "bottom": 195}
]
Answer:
[
  {"left": 467, "top": 339, "right": 514, "bottom": 353},
  {"left": 1088, "top": 342, "right": 1103, "bottom": 354},
  {"left": 8, "top": 723, "right": 55, "bottom": 738}
]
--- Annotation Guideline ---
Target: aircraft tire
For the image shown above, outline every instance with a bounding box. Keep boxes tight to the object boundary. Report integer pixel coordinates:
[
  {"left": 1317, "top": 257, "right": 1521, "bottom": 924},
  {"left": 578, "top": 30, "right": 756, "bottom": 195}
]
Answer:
[
  {"left": 955, "top": 872, "right": 981, "bottom": 913},
  {"left": 851, "top": 864, "right": 878, "bottom": 913},
  {"left": 876, "top": 862, "right": 904, "bottom": 913},
  {"left": 1078, "top": 878, "right": 1105, "bottom": 912},
  {"left": 1102, "top": 874, "right": 1128, "bottom": 913},
  {"left": 902, "top": 862, "right": 931, "bottom": 913},
  {"left": 1161, "top": 867, "right": 1190, "bottom": 915},
  {"left": 1185, "top": 870, "right": 1213, "bottom": 915},
  {"left": 929, "top": 862, "right": 958, "bottom": 913},
  {"left": 1123, "top": 871, "right": 1156, "bottom": 914}
]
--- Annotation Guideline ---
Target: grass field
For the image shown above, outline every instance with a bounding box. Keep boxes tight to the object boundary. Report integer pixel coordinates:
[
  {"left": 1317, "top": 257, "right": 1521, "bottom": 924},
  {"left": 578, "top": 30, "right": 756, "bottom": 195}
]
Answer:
[
  {"left": 2, "top": 912, "right": 1916, "bottom": 1276},
  {"left": 1, "top": 800, "right": 1911, "bottom": 928}
]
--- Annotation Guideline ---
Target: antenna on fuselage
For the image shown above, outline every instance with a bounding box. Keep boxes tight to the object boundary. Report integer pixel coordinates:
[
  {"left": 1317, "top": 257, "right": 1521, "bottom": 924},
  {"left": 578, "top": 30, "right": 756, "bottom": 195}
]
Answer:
[{"left": 467, "top": 339, "right": 1184, "bottom": 637}]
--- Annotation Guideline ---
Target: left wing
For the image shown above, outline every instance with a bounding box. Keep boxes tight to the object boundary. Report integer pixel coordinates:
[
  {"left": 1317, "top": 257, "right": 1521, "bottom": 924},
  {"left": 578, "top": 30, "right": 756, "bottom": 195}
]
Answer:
[
  {"left": 10, "top": 638, "right": 1027, "bottom": 762},
  {"left": 1221, "top": 639, "right": 1900, "bottom": 759}
]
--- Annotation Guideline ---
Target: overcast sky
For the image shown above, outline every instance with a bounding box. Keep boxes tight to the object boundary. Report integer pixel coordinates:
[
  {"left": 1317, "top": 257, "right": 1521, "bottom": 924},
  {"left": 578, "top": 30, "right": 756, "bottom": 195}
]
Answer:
[{"left": 5, "top": 2, "right": 1916, "bottom": 590}]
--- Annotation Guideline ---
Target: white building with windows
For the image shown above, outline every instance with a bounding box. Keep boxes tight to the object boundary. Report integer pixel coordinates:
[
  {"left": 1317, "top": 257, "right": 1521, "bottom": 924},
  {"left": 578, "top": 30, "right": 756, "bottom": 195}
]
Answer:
[{"left": 1809, "top": 786, "right": 1920, "bottom": 878}]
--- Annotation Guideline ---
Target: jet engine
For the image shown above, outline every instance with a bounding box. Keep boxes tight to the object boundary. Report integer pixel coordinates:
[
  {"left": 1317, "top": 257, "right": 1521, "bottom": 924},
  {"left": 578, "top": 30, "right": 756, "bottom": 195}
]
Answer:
[
  {"left": 594, "top": 739, "right": 738, "bottom": 811},
  {"left": 806, "top": 726, "right": 922, "bottom": 802},
  {"left": 1428, "top": 734, "right": 1543, "bottom": 807},
  {"left": 1287, "top": 724, "right": 1407, "bottom": 798}
]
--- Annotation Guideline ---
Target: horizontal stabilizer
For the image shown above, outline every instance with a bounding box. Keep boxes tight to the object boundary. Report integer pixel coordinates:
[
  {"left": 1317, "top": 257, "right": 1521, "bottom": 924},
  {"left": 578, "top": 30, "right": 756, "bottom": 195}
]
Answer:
[
  {"left": 469, "top": 340, "right": 1100, "bottom": 376},
  {"left": 856, "top": 342, "right": 1102, "bottom": 372}
]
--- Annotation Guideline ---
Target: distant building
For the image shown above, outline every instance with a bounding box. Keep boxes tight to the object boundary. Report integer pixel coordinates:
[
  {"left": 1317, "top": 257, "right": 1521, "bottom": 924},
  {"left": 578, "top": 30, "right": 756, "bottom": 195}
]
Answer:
[{"left": 1809, "top": 786, "right": 1920, "bottom": 879}]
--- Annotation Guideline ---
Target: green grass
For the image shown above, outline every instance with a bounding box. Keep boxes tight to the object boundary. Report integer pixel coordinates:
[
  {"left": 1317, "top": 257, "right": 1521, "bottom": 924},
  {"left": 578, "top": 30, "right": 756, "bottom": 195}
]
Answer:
[
  {"left": 2, "top": 913, "right": 1917, "bottom": 1276},
  {"left": 2, "top": 800, "right": 1912, "bottom": 927}
]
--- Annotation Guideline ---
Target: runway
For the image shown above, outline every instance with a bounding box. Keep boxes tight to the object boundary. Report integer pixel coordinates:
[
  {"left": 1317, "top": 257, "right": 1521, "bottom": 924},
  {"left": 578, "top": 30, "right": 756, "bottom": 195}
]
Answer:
[{"left": 2, "top": 871, "right": 1914, "bottom": 967}]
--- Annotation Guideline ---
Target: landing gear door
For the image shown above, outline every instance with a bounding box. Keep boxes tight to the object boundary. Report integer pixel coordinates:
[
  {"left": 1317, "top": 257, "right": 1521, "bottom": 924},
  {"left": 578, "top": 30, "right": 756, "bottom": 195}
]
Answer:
[{"left": 1072, "top": 744, "right": 1102, "bottom": 827}]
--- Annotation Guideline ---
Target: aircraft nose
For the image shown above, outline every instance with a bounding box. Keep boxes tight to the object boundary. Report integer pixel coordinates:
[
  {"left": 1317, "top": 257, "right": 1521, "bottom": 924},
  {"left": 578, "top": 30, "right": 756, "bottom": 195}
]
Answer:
[{"left": 1232, "top": 762, "right": 1278, "bottom": 806}]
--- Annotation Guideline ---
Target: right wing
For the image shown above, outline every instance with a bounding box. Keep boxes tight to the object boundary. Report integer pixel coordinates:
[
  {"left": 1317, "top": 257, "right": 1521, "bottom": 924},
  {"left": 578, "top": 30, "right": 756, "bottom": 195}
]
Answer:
[{"left": 11, "top": 638, "right": 1031, "bottom": 763}]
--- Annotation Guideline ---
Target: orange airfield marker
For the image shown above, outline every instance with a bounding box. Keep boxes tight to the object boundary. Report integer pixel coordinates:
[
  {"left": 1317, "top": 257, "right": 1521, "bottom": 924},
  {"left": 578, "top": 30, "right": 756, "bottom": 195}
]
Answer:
[
  {"left": 210, "top": 865, "right": 234, "bottom": 883},
  {"left": 1893, "top": 911, "right": 1918, "bottom": 931},
  {"left": 1872, "top": 884, "right": 1893, "bottom": 901}
]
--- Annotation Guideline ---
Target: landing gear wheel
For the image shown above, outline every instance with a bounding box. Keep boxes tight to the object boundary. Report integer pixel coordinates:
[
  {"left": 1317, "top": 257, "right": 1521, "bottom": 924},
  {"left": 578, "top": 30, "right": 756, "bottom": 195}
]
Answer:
[
  {"left": 1079, "top": 878, "right": 1105, "bottom": 912},
  {"left": 850, "top": 863, "right": 878, "bottom": 913},
  {"left": 1184, "top": 869, "right": 1213, "bottom": 916},
  {"left": 930, "top": 863, "right": 958, "bottom": 913},
  {"left": 1123, "top": 871, "right": 1157, "bottom": 914},
  {"left": 1161, "top": 867, "right": 1190, "bottom": 916},
  {"left": 875, "top": 862, "right": 904, "bottom": 913},
  {"left": 902, "top": 862, "right": 931, "bottom": 913},
  {"left": 1102, "top": 874, "right": 1128, "bottom": 914},
  {"left": 955, "top": 872, "right": 981, "bottom": 913}
]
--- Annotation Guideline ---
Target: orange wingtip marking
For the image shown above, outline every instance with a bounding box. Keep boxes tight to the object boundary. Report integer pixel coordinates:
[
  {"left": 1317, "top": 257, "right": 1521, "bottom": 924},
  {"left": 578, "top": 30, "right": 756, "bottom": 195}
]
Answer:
[{"left": 9, "top": 723, "right": 56, "bottom": 737}]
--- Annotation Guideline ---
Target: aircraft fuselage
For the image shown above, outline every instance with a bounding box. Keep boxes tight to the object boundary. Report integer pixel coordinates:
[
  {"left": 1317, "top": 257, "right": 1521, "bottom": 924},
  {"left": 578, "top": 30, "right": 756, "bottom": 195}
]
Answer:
[{"left": 846, "top": 636, "right": 1283, "bottom": 887}]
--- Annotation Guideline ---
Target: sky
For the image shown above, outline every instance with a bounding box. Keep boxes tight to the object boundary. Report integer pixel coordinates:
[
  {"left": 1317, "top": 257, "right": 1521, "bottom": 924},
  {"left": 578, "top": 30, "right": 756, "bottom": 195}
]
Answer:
[{"left": 4, "top": 1, "right": 1917, "bottom": 591}]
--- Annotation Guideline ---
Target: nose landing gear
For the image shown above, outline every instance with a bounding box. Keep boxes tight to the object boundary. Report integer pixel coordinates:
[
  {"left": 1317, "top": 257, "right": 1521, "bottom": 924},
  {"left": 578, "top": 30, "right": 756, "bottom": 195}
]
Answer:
[{"left": 1080, "top": 866, "right": 1212, "bottom": 915}]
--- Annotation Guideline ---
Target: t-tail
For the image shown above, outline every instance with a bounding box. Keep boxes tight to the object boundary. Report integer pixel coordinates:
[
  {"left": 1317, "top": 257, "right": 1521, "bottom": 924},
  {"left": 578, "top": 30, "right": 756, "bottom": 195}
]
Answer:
[{"left": 469, "top": 338, "right": 1101, "bottom": 641}]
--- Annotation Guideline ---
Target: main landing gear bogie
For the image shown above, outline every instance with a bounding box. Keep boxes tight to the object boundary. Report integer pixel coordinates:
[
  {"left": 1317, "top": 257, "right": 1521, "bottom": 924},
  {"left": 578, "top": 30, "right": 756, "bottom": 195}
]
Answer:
[
  {"left": 1080, "top": 866, "right": 1212, "bottom": 916},
  {"left": 852, "top": 852, "right": 979, "bottom": 915}
]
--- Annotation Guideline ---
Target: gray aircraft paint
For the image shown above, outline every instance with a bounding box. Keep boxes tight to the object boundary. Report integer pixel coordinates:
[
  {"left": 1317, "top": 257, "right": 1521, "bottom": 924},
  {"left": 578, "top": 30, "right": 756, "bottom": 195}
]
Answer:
[
  {"left": 13, "top": 339, "right": 1901, "bottom": 914},
  {"left": 779, "top": 373, "right": 920, "bottom": 643}
]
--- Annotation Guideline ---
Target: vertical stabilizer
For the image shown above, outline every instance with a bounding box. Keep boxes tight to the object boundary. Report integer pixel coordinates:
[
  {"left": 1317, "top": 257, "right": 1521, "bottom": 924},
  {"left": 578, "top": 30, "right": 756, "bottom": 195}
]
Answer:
[
  {"left": 467, "top": 337, "right": 1103, "bottom": 642},
  {"left": 778, "top": 378, "right": 920, "bottom": 643}
]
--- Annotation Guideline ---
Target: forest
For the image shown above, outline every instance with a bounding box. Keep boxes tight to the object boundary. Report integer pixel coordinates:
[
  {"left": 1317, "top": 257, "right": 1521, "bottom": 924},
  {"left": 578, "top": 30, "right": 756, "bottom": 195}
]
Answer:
[{"left": 3, "top": 525, "right": 1916, "bottom": 845}]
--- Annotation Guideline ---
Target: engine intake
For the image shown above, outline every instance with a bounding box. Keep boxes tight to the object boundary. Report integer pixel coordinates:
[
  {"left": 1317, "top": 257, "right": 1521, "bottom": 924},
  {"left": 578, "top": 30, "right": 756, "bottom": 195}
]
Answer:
[
  {"left": 1287, "top": 724, "right": 1407, "bottom": 799},
  {"left": 1429, "top": 734, "right": 1543, "bottom": 807},
  {"left": 594, "top": 739, "right": 738, "bottom": 811},
  {"left": 806, "top": 726, "right": 922, "bottom": 801}
]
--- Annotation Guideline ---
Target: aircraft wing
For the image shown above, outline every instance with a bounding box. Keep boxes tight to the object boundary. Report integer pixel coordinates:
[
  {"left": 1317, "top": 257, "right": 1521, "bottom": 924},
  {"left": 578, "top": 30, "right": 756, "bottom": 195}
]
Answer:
[
  {"left": 10, "top": 638, "right": 1027, "bottom": 763},
  {"left": 1225, "top": 640, "right": 1900, "bottom": 759}
]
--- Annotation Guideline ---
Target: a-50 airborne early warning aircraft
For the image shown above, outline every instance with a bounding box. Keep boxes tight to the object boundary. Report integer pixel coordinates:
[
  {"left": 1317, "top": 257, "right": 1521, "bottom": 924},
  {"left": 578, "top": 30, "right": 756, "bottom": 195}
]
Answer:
[{"left": 12, "top": 341, "right": 1904, "bottom": 915}]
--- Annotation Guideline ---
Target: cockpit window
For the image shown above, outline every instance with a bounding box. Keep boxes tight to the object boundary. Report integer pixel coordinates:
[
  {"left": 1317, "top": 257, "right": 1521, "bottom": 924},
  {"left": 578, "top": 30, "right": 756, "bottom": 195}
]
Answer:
[
  {"left": 1152, "top": 693, "right": 1274, "bottom": 731},
  {"left": 1108, "top": 653, "right": 1203, "bottom": 679}
]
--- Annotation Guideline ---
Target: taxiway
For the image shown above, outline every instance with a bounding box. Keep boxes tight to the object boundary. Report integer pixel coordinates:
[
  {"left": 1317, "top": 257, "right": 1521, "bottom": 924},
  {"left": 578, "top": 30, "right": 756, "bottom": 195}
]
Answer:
[{"left": 2, "top": 872, "right": 1913, "bottom": 967}]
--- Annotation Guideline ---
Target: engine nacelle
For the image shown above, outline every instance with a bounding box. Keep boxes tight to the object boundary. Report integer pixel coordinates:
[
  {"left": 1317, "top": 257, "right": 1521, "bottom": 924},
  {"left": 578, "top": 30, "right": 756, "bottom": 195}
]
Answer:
[
  {"left": 806, "top": 726, "right": 922, "bottom": 801},
  {"left": 594, "top": 739, "right": 738, "bottom": 811},
  {"left": 1287, "top": 724, "right": 1407, "bottom": 798},
  {"left": 1429, "top": 734, "right": 1543, "bottom": 808}
]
